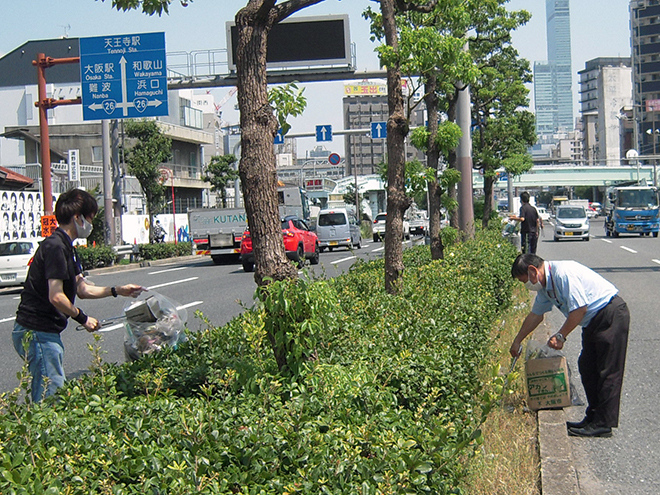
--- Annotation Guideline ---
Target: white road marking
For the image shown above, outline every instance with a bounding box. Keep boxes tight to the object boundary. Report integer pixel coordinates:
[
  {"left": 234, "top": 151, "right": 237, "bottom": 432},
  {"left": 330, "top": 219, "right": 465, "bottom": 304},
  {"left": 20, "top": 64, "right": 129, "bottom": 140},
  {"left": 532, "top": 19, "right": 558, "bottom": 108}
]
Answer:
[
  {"left": 371, "top": 246, "right": 384, "bottom": 253},
  {"left": 652, "top": 259, "right": 660, "bottom": 265},
  {"left": 601, "top": 239, "right": 612, "bottom": 244},
  {"left": 177, "top": 300, "right": 204, "bottom": 311},
  {"left": 0, "top": 316, "right": 16, "bottom": 324},
  {"left": 149, "top": 266, "right": 187, "bottom": 275},
  {"left": 146, "top": 277, "right": 198, "bottom": 290},
  {"left": 620, "top": 246, "right": 637, "bottom": 254},
  {"left": 331, "top": 256, "right": 356, "bottom": 265}
]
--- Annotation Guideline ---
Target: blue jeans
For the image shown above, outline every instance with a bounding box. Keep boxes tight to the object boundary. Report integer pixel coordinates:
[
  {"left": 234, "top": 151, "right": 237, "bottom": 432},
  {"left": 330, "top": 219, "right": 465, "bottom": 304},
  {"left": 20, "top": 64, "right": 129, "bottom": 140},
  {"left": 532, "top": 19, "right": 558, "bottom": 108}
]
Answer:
[{"left": 12, "top": 322, "right": 66, "bottom": 403}]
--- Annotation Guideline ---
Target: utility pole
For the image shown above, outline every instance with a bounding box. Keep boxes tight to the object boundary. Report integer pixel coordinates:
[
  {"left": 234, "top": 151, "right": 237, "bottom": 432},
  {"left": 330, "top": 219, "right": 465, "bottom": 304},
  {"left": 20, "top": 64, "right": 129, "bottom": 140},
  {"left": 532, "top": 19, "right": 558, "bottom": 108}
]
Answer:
[
  {"left": 102, "top": 120, "right": 115, "bottom": 244},
  {"left": 456, "top": 81, "right": 475, "bottom": 238}
]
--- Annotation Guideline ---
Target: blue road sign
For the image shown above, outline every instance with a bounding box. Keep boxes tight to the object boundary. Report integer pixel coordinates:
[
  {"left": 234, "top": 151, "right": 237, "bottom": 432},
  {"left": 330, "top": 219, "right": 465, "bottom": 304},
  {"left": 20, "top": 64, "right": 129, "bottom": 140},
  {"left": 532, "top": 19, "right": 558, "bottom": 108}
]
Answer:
[
  {"left": 371, "top": 121, "right": 387, "bottom": 139},
  {"left": 316, "top": 125, "right": 332, "bottom": 142},
  {"left": 274, "top": 129, "right": 284, "bottom": 145},
  {"left": 80, "top": 32, "right": 168, "bottom": 121}
]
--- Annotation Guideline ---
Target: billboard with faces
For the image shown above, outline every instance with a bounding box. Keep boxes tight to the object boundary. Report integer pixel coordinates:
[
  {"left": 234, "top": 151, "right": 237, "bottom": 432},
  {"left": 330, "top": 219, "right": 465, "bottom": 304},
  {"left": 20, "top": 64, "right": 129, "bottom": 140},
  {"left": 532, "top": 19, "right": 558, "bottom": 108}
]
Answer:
[{"left": 1, "top": 191, "right": 44, "bottom": 241}]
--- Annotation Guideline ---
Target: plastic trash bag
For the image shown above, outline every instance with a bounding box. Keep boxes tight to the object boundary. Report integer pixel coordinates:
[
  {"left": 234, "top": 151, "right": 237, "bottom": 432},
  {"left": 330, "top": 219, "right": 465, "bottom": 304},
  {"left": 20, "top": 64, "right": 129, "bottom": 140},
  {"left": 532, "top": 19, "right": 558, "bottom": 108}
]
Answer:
[
  {"left": 525, "top": 340, "right": 583, "bottom": 407},
  {"left": 122, "top": 292, "right": 187, "bottom": 361}
]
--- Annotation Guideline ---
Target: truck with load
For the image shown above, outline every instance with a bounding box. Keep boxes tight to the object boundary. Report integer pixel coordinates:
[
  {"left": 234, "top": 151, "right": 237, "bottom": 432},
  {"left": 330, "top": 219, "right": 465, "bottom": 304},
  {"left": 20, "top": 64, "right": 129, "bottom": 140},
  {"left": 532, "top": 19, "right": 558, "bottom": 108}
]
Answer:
[
  {"left": 604, "top": 185, "right": 660, "bottom": 238},
  {"left": 188, "top": 186, "right": 310, "bottom": 264}
]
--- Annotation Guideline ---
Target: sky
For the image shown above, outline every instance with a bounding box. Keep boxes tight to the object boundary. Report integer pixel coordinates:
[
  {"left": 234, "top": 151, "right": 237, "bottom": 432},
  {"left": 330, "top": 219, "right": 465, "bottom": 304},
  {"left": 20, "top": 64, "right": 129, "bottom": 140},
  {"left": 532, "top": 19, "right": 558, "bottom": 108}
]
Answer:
[{"left": 1, "top": 0, "right": 632, "bottom": 157}]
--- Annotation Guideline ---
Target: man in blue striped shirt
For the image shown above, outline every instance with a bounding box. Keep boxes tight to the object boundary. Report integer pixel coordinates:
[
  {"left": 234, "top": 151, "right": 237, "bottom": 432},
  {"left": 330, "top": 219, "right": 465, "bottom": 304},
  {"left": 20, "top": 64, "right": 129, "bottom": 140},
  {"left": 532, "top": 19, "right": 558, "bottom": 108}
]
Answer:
[{"left": 510, "top": 253, "right": 630, "bottom": 438}]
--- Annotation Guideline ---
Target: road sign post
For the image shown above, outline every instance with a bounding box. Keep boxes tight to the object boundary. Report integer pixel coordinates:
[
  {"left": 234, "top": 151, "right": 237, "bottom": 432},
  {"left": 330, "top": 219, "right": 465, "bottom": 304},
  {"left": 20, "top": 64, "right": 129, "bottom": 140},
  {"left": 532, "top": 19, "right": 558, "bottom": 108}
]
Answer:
[{"left": 80, "top": 32, "right": 168, "bottom": 121}]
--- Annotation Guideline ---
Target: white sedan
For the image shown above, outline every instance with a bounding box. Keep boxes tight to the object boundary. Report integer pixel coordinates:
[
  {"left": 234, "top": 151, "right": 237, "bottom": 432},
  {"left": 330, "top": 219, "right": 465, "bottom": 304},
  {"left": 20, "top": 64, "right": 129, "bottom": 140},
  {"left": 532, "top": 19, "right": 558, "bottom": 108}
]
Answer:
[{"left": 0, "top": 238, "right": 41, "bottom": 287}]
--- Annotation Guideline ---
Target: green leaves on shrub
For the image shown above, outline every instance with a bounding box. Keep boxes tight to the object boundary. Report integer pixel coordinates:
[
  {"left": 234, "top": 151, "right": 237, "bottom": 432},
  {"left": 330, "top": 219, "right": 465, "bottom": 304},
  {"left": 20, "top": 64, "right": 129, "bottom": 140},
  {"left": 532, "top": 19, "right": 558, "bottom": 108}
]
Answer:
[{"left": 0, "top": 230, "right": 517, "bottom": 494}]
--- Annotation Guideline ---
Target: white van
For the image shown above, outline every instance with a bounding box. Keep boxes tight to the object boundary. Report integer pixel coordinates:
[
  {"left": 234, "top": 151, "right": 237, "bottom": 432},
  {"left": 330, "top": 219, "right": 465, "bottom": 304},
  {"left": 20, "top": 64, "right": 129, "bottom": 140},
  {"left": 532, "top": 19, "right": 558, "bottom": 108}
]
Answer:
[{"left": 316, "top": 208, "right": 362, "bottom": 252}]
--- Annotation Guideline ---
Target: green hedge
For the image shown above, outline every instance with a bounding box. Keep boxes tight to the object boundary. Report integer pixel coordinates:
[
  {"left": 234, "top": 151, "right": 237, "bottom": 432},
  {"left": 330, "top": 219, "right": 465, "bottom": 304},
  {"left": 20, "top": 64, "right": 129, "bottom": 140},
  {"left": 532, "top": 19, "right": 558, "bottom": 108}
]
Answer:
[
  {"left": 0, "top": 230, "right": 516, "bottom": 494},
  {"left": 139, "top": 241, "right": 192, "bottom": 261},
  {"left": 76, "top": 242, "right": 193, "bottom": 270},
  {"left": 75, "top": 245, "right": 116, "bottom": 270}
]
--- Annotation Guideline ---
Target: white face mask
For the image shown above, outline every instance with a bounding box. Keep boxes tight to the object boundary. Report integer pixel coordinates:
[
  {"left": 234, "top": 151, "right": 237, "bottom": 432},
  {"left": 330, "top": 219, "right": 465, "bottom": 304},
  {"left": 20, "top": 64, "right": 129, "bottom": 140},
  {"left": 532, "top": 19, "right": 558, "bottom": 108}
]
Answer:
[
  {"left": 525, "top": 268, "right": 543, "bottom": 291},
  {"left": 525, "top": 279, "right": 543, "bottom": 291},
  {"left": 75, "top": 216, "right": 93, "bottom": 239}
]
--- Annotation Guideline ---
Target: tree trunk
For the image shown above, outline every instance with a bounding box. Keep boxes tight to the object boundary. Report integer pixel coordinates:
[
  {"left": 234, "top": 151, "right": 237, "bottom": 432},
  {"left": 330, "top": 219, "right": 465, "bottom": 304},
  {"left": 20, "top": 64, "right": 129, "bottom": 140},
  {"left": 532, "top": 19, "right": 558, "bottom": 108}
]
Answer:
[
  {"left": 423, "top": 74, "right": 445, "bottom": 260},
  {"left": 235, "top": 4, "right": 297, "bottom": 286},
  {"left": 381, "top": 0, "right": 412, "bottom": 294},
  {"left": 482, "top": 174, "right": 495, "bottom": 229}
]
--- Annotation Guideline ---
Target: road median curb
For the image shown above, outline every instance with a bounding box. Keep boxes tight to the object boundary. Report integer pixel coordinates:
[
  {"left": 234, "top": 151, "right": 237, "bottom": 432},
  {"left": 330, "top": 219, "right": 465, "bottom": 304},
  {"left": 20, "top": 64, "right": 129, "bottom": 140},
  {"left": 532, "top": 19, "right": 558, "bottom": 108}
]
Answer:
[{"left": 538, "top": 409, "right": 580, "bottom": 494}]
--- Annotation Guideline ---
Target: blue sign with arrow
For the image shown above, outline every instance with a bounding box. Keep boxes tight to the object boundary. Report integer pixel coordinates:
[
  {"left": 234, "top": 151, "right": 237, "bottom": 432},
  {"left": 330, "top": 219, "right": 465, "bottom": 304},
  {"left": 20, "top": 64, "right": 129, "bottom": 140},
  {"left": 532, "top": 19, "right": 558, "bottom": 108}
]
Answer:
[
  {"left": 273, "top": 129, "right": 284, "bottom": 145},
  {"left": 316, "top": 125, "right": 332, "bottom": 142},
  {"left": 80, "top": 32, "right": 168, "bottom": 121},
  {"left": 371, "top": 121, "right": 387, "bottom": 139}
]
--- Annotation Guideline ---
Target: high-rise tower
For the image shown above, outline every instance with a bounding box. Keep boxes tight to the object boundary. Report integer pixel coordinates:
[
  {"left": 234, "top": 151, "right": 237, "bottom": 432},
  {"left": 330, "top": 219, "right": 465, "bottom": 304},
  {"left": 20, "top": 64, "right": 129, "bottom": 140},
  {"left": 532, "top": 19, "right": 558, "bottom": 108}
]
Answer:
[{"left": 534, "top": 0, "right": 574, "bottom": 136}]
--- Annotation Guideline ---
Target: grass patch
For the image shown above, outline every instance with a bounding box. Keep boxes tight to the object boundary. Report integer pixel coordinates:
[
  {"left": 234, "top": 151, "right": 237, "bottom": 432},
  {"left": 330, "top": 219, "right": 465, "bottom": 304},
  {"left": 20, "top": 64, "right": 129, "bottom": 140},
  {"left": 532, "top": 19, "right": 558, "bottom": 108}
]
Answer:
[{"left": 460, "top": 286, "right": 541, "bottom": 495}]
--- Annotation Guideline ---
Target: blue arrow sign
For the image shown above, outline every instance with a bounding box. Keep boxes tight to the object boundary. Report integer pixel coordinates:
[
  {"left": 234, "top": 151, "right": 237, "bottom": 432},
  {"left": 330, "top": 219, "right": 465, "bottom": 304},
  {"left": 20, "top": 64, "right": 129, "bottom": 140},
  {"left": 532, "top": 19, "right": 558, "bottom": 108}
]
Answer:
[
  {"left": 316, "top": 125, "right": 332, "bottom": 142},
  {"left": 273, "top": 129, "right": 284, "bottom": 145},
  {"left": 371, "top": 121, "right": 387, "bottom": 139},
  {"left": 80, "top": 32, "right": 168, "bottom": 121}
]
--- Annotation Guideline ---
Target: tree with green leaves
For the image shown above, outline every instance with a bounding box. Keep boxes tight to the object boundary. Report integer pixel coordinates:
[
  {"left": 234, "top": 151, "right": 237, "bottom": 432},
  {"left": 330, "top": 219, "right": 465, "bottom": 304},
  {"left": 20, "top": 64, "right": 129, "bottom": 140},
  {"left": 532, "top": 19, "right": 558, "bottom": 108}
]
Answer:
[
  {"left": 365, "top": 0, "right": 438, "bottom": 294},
  {"left": 100, "top": 0, "right": 317, "bottom": 287},
  {"left": 123, "top": 119, "right": 171, "bottom": 243},
  {"left": 468, "top": 4, "right": 535, "bottom": 228},
  {"left": 204, "top": 154, "right": 240, "bottom": 208}
]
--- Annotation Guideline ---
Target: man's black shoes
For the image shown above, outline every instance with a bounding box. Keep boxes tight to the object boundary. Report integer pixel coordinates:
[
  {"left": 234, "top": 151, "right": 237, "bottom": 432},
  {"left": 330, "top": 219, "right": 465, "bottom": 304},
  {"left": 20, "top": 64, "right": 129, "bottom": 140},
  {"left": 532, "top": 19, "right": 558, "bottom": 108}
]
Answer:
[
  {"left": 567, "top": 423, "right": 612, "bottom": 438},
  {"left": 566, "top": 417, "right": 590, "bottom": 429}
]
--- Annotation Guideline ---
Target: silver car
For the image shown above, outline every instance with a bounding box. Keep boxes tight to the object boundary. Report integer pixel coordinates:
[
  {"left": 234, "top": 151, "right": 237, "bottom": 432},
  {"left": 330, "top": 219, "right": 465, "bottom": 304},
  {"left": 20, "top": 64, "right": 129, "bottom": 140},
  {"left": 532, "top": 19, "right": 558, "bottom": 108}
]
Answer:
[{"left": 553, "top": 206, "right": 590, "bottom": 241}]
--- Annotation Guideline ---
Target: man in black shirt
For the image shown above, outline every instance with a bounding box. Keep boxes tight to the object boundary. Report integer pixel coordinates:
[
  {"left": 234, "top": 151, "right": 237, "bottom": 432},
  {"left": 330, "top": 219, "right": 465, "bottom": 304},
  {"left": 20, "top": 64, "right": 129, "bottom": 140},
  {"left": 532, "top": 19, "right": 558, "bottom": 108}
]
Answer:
[
  {"left": 12, "top": 189, "right": 145, "bottom": 403},
  {"left": 509, "top": 191, "right": 542, "bottom": 254}
]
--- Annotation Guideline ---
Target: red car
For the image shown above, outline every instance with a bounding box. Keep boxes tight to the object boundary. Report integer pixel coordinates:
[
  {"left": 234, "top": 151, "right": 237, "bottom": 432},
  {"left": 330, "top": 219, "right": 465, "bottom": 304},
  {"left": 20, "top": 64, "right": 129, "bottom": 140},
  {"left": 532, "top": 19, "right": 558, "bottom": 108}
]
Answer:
[{"left": 240, "top": 216, "right": 320, "bottom": 272}]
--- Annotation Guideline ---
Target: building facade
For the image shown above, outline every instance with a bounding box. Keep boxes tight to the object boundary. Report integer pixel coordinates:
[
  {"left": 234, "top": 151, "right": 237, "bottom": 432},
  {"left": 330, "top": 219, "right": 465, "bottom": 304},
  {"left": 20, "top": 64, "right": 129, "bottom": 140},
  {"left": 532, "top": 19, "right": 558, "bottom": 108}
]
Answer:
[
  {"left": 631, "top": 0, "right": 660, "bottom": 157},
  {"left": 578, "top": 57, "right": 632, "bottom": 165}
]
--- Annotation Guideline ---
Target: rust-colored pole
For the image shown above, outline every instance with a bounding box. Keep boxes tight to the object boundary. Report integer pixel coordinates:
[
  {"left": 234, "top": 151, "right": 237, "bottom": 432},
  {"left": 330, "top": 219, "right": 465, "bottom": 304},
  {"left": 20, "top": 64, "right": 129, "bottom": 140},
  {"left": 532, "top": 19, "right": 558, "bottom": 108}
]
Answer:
[{"left": 35, "top": 53, "right": 54, "bottom": 215}]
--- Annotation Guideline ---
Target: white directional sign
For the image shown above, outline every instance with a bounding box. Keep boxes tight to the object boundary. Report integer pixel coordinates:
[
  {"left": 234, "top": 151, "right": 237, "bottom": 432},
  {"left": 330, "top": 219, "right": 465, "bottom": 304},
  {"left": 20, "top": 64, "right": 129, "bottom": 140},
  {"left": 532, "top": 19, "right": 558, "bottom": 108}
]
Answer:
[
  {"left": 371, "top": 121, "right": 387, "bottom": 139},
  {"left": 68, "top": 149, "right": 80, "bottom": 182},
  {"left": 80, "top": 32, "right": 168, "bottom": 121},
  {"left": 316, "top": 125, "right": 333, "bottom": 142}
]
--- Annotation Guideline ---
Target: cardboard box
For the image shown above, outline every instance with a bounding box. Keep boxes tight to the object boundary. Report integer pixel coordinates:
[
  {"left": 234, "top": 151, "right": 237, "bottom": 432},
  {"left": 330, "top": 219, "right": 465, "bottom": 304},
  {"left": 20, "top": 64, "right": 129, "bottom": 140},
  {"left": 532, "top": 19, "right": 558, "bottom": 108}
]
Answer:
[
  {"left": 525, "top": 356, "right": 571, "bottom": 410},
  {"left": 124, "top": 296, "right": 163, "bottom": 323}
]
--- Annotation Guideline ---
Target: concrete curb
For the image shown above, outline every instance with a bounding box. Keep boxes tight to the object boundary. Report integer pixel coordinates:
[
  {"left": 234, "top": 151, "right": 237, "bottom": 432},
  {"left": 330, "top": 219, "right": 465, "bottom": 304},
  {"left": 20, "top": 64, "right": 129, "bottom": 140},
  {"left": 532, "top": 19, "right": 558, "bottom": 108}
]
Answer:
[{"left": 538, "top": 409, "right": 580, "bottom": 494}]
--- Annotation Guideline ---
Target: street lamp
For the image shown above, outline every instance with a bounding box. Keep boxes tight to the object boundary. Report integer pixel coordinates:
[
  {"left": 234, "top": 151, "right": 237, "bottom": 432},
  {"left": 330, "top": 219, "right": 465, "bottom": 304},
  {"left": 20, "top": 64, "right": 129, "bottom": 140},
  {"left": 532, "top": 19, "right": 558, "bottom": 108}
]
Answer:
[{"left": 645, "top": 127, "right": 660, "bottom": 186}]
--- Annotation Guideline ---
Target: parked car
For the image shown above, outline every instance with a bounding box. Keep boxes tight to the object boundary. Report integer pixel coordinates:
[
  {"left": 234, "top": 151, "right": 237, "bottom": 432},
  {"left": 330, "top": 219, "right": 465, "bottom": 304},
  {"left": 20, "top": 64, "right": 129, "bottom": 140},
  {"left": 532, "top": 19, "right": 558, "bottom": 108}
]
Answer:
[
  {"left": 316, "top": 208, "right": 362, "bottom": 251},
  {"left": 553, "top": 206, "right": 590, "bottom": 241},
  {"left": 239, "top": 216, "right": 319, "bottom": 272},
  {"left": 372, "top": 212, "right": 410, "bottom": 242},
  {"left": 0, "top": 238, "right": 41, "bottom": 287}
]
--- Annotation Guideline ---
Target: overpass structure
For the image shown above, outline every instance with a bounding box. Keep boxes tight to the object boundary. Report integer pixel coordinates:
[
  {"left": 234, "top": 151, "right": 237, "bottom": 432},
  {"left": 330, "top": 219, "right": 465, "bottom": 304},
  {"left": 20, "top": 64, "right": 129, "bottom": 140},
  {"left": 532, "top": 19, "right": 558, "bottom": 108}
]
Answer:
[{"left": 473, "top": 164, "right": 656, "bottom": 189}]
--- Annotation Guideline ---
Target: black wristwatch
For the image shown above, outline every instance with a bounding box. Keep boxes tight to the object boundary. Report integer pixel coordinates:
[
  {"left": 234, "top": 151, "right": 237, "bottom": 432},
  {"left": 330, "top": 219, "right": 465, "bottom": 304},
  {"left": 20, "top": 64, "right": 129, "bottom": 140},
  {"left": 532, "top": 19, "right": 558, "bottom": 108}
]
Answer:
[{"left": 111, "top": 286, "right": 118, "bottom": 298}]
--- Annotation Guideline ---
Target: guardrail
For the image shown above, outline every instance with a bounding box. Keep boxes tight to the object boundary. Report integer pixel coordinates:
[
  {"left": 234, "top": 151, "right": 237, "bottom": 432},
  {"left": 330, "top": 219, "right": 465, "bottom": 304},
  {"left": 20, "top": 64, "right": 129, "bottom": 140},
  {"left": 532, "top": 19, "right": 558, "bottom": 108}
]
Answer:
[{"left": 112, "top": 244, "right": 139, "bottom": 263}]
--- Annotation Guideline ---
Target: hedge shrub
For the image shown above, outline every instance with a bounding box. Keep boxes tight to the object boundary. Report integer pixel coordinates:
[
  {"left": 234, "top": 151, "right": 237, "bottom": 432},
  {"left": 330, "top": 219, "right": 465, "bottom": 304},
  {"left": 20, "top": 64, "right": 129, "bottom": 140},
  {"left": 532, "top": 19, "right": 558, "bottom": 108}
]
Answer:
[
  {"left": 75, "top": 245, "right": 116, "bottom": 270},
  {"left": 0, "top": 230, "right": 517, "bottom": 494},
  {"left": 140, "top": 241, "right": 192, "bottom": 261}
]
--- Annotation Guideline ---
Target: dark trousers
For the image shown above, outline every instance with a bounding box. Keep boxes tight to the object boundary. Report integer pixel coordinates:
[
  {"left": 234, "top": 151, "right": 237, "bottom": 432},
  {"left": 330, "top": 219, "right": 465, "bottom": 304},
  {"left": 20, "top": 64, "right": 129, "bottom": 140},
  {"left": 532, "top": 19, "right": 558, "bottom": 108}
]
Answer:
[
  {"left": 521, "top": 232, "right": 538, "bottom": 254},
  {"left": 578, "top": 295, "right": 630, "bottom": 427}
]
